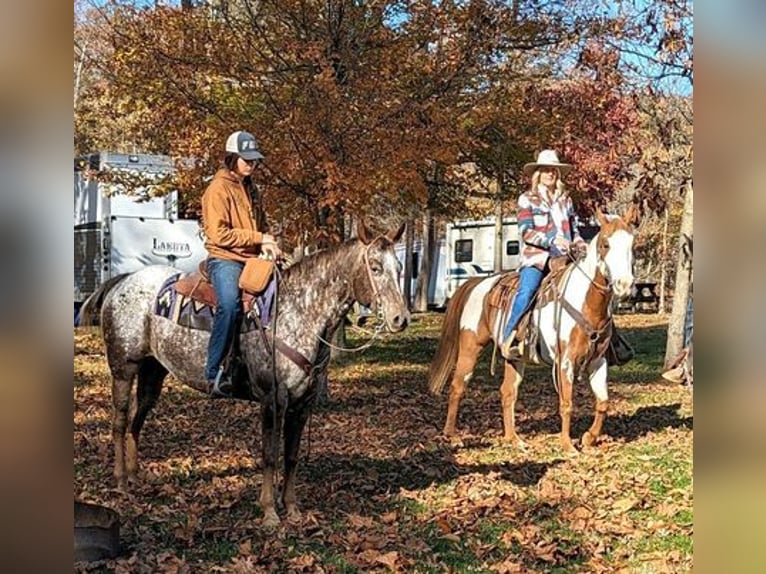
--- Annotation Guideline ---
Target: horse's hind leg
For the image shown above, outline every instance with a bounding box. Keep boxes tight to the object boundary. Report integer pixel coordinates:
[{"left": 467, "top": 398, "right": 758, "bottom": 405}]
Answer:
[
  {"left": 500, "top": 360, "right": 527, "bottom": 446},
  {"left": 110, "top": 365, "right": 138, "bottom": 491},
  {"left": 126, "top": 358, "right": 167, "bottom": 484},
  {"left": 282, "top": 400, "right": 312, "bottom": 524},
  {"left": 582, "top": 358, "right": 609, "bottom": 447},
  {"left": 444, "top": 332, "right": 483, "bottom": 437}
]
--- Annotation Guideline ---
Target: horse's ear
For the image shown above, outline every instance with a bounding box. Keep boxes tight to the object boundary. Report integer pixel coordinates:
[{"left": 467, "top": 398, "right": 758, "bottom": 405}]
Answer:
[
  {"left": 387, "top": 222, "right": 406, "bottom": 243},
  {"left": 623, "top": 202, "right": 642, "bottom": 228},
  {"left": 357, "top": 218, "right": 374, "bottom": 244}
]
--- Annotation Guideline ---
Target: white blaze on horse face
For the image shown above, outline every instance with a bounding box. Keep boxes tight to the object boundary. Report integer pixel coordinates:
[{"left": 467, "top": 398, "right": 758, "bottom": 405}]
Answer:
[
  {"left": 461, "top": 276, "right": 501, "bottom": 333},
  {"left": 604, "top": 229, "right": 634, "bottom": 299},
  {"left": 377, "top": 248, "right": 409, "bottom": 331}
]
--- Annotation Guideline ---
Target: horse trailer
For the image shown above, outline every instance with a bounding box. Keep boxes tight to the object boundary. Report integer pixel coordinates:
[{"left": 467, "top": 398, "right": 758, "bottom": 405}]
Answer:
[
  {"left": 74, "top": 152, "right": 206, "bottom": 313},
  {"left": 444, "top": 218, "right": 521, "bottom": 300},
  {"left": 394, "top": 239, "right": 448, "bottom": 309},
  {"left": 394, "top": 218, "right": 521, "bottom": 310}
]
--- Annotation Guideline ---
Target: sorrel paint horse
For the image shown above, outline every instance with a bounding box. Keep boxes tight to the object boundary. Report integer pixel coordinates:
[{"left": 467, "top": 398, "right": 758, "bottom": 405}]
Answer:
[
  {"left": 80, "top": 221, "right": 409, "bottom": 528},
  {"left": 428, "top": 208, "right": 639, "bottom": 454}
]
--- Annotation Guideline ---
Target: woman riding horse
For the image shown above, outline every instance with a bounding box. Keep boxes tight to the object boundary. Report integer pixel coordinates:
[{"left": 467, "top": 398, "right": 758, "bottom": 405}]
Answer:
[{"left": 500, "top": 150, "right": 587, "bottom": 359}]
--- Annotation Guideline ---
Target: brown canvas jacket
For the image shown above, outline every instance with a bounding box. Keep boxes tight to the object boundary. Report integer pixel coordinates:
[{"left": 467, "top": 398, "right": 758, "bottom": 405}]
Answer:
[{"left": 201, "top": 169, "right": 264, "bottom": 262}]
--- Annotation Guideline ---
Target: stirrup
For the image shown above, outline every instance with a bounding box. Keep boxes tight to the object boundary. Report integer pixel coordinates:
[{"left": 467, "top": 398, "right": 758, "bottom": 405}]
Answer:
[
  {"left": 209, "top": 369, "right": 233, "bottom": 398},
  {"left": 500, "top": 331, "right": 518, "bottom": 359}
]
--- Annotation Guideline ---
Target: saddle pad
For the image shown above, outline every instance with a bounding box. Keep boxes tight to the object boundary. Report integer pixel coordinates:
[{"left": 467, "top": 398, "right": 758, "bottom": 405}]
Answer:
[{"left": 153, "top": 273, "right": 275, "bottom": 332}]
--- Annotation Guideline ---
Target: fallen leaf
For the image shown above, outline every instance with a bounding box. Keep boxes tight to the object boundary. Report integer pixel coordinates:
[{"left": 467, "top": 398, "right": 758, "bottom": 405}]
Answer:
[
  {"left": 612, "top": 497, "right": 640, "bottom": 513},
  {"left": 375, "top": 550, "right": 399, "bottom": 571}
]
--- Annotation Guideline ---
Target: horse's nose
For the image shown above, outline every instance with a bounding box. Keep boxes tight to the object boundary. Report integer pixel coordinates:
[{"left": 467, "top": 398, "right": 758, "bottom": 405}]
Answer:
[{"left": 391, "top": 312, "right": 410, "bottom": 331}]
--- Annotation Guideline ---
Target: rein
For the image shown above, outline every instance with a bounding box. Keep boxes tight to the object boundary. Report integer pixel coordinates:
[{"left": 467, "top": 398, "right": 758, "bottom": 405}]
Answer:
[{"left": 551, "top": 250, "right": 614, "bottom": 395}]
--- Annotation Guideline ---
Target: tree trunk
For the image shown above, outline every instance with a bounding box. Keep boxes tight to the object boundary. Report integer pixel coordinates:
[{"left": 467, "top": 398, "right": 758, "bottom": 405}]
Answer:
[
  {"left": 658, "top": 205, "right": 669, "bottom": 314},
  {"left": 494, "top": 183, "right": 504, "bottom": 273},
  {"left": 403, "top": 220, "right": 414, "bottom": 310},
  {"left": 333, "top": 211, "right": 347, "bottom": 349},
  {"left": 664, "top": 182, "right": 693, "bottom": 367},
  {"left": 415, "top": 210, "right": 434, "bottom": 312}
]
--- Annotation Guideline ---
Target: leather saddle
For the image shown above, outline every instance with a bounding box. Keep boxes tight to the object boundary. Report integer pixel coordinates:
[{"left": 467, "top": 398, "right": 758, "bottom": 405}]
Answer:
[
  {"left": 174, "top": 260, "right": 256, "bottom": 313},
  {"left": 487, "top": 257, "right": 573, "bottom": 348}
]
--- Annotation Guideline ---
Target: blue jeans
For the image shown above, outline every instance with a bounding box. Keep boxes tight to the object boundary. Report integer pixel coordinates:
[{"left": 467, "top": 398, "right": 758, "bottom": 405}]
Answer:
[
  {"left": 503, "top": 266, "right": 544, "bottom": 340},
  {"left": 205, "top": 258, "right": 244, "bottom": 380}
]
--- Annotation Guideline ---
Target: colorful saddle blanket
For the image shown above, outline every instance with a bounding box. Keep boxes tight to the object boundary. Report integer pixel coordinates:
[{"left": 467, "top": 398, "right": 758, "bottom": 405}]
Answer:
[{"left": 153, "top": 271, "right": 277, "bottom": 332}]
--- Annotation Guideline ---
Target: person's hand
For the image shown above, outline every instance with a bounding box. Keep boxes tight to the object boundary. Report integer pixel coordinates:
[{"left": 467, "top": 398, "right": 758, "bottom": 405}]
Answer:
[
  {"left": 572, "top": 241, "right": 588, "bottom": 260},
  {"left": 552, "top": 236, "right": 570, "bottom": 253},
  {"left": 261, "top": 234, "right": 282, "bottom": 260}
]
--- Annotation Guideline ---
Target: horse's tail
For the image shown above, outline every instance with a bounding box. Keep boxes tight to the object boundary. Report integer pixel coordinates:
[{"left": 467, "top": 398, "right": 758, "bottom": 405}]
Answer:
[
  {"left": 428, "top": 277, "right": 484, "bottom": 395},
  {"left": 77, "top": 273, "right": 131, "bottom": 327}
]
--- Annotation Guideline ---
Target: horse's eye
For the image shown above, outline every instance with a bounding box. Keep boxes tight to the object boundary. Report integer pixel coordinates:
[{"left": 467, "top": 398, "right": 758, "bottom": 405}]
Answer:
[{"left": 371, "top": 264, "right": 383, "bottom": 275}]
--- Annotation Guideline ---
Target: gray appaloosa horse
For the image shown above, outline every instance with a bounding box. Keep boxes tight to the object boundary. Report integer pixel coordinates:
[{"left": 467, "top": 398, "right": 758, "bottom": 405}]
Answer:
[{"left": 80, "top": 220, "right": 409, "bottom": 528}]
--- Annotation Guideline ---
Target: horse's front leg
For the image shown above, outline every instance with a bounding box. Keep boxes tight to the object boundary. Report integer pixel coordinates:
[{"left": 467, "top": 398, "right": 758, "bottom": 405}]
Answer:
[
  {"left": 444, "top": 334, "right": 482, "bottom": 437},
  {"left": 557, "top": 356, "right": 578, "bottom": 455},
  {"left": 260, "top": 397, "right": 283, "bottom": 529},
  {"left": 582, "top": 358, "right": 609, "bottom": 447},
  {"left": 500, "top": 360, "right": 527, "bottom": 447},
  {"left": 282, "top": 399, "right": 312, "bottom": 524}
]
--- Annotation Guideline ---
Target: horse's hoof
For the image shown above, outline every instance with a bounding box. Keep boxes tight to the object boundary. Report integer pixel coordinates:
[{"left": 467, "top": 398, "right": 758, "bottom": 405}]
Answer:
[
  {"left": 115, "top": 478, "right": 129, "bottom": 493},
  {"left": 286, "top": 507, "right": 302, "bottom": 525},
  {"left": 503, "top": 435, "right": 528, "bottom": 450},
  {"left": 262, "top": 511, "right": 280, "bottom": 531},
  {"left": 446, "top": 435, "right": 464, "bottom": 448},
  {"left": 581, "top": 432, "right": 596, "bottom": 448},
  {"left": 561, "top": 443, "right": 580, "bottom": 457}
]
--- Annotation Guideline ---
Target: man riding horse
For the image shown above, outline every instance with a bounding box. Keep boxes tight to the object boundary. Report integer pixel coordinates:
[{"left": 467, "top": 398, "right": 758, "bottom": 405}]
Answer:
[{"left": 201, "top": 130, "right": 282, "bottom": 397}]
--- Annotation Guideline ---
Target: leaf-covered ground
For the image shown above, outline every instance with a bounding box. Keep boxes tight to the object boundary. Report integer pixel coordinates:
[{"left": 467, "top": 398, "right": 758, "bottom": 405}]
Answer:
[{"left": 74, "top": 312, "right": 692, "bottom": 573}]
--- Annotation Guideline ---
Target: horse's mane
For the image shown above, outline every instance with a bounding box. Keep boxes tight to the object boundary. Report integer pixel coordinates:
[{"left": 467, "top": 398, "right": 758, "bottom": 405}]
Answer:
[{"left": 280, "top": 238, "right": 362, "bottom": 285}]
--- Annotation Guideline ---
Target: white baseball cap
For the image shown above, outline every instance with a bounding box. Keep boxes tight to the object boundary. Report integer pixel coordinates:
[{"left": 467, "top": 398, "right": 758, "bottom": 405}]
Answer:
[{"left": 225, "top": 131, "right": 264, "bottom": 161}]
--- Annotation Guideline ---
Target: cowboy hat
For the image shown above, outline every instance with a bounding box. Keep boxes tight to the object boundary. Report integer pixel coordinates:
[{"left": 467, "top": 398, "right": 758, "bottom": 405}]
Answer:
[{"left": 523, "top": 150, "right": 572, "bottom": 176}]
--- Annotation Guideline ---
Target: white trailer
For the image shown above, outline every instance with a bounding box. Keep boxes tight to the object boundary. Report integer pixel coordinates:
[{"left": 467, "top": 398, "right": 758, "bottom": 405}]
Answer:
[
  {"left": 444, "top": 217, "right": 520, "bottom": 300},
  {"left": 394, "top": 239, "right": 448, "bottom": 309},
  {"left": 392, "top": 217, "right": 520, "bottom": 310},
  {"left": 74, "top": 152, "right": 206, "bottom": 307}
]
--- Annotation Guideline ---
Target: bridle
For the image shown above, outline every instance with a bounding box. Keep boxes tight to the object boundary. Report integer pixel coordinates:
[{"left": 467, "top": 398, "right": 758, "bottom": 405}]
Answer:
[
  {"left": 315, "top": 236, "right": 388, "bottom": 353},
  {"left": 362, "top": 236, "right": 385, "bottom": 314},
  {"left": 550, "top": 230, "right": 628, "bottom": 393}
]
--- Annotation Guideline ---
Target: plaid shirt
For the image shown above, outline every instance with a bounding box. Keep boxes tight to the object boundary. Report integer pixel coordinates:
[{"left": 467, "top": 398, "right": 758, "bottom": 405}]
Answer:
[{"left": 517, "top": 185, "right": 584, "bottom": 270}]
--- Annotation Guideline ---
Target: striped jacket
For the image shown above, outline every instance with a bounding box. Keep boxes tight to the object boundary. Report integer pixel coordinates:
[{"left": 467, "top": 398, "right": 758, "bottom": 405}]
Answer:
[{"left": 517, "top": 185, "right": 585, "bottom": 270}]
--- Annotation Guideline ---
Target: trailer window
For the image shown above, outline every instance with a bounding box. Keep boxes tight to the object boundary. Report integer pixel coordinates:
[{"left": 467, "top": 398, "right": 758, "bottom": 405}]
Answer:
[
  {"left": 411, "top": 252, "right": 419, "bottom": 279},
  {"left": 506, "top": 240, "right": 519, "bottom": 256},
  {"left": 454, "top": 239, "right": 473, "bottom": 262}
]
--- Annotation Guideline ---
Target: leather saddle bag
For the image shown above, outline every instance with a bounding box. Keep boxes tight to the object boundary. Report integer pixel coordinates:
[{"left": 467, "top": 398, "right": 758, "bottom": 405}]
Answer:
[{"left": 239, "top": 257, "right": 275, "bottom": 294}]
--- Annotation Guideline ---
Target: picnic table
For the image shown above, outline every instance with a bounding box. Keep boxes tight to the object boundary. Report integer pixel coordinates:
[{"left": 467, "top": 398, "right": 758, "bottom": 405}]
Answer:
[{"left": 618, "top": 281, "right": 659, "bottom": 313}]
